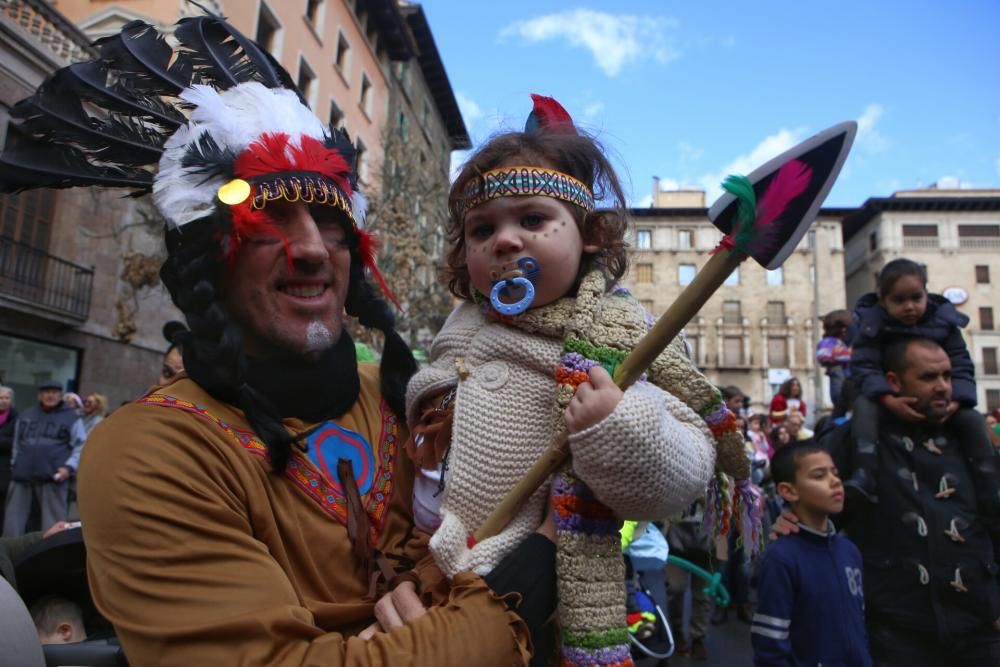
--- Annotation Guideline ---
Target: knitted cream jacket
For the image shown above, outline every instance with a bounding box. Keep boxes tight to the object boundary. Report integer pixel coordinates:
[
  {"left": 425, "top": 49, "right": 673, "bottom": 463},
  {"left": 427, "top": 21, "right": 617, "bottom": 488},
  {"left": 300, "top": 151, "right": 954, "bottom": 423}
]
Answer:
[{"left": 406, "top": 284, "right": 717, "bottom": 578}]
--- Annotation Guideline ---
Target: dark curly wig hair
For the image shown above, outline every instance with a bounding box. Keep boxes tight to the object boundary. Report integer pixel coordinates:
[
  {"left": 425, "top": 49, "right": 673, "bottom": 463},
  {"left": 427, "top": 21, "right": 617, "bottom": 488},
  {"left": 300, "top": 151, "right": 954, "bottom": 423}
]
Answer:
[
  {"left": 444, "top": 130, "right": 630, "bottom": 300},
  {"left": 160, "top": 209, "right": 415, "bottom": 474}
]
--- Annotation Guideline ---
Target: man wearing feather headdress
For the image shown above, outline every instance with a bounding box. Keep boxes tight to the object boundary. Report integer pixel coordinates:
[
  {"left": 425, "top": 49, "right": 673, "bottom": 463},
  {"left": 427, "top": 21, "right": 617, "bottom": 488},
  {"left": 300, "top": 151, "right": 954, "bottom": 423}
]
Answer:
[{"left": 0, "top": 16, "right": 551, "bottom": 666}]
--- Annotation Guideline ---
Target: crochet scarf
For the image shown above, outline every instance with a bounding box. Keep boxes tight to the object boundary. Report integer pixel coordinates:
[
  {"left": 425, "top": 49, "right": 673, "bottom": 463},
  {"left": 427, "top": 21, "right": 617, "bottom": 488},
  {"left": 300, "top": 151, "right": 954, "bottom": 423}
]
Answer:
[{"left": 499, "top": 270, "right": 750, "bottom": 666}]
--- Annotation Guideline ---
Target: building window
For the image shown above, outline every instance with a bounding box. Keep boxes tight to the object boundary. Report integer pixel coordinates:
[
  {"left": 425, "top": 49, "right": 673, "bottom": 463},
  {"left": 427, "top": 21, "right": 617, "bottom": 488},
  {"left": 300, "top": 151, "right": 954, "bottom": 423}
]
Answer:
[
  {"left": 636, "top": 229, "right": 652, "bottom": 249},
  {"left": 766, "top": 301, "right": 785, "bottom": 323},
  {"left": 902, "top": 224, "right": 939, "bottom": 248},
  {"left": 677, "top": 229, "right": 693, "bottom": 250},
  {"left": 306, "top": 0, "right": 323, "bottom": 26},
  {"left": 976, "top": 265, "right": 990, "bottom": 284},
  {"left": 335, "top": 31, "right": 350, "bottom": 76},
  {"left": 640, "top": 299, "right": 654, "bottom": 313},
  {"left": 1, "top": 189, "right": 56, "bottom": 249},
  {"left": 328, "top": 98, "right": 344, "bottom": 128},
  {"left": 0, "top": 334, "right": 80, "bottom": 411},
  {"left": 722, "top": 300, "right": 741, "bottom": 325},
  {"left": 724, "top": 266, "right": 739, "bottom": 286},
  {"left": 636, "top": 263, "right": 653, "bottom": 283},
  {"left": 355, "top": 137, "right": 368, "bottom": 183},
  {"left": 868, "top": 230, "right": 878, "bottom": 252},
  {"left": 359, "top": 73, "right": 372, "bottom": 116},
  {"left": 768, "top": 337, "right": 788, "bottom": 367},
  {"left": 988, "top": 389, "right": 1000, "bottom": 413},
  {"left": 984, "top": 348, "right": 998, "bottom": 375},
  {"left": 723, "top": 336, "right": 743, "bottom": 366},
  {"left": 981, "top": 307, "right": 995, "bottom": 331},
  {"left": 766, "top": 267, "right": 783, "bottom": 286},
  {"left": 678, "top": 263, "right": 696, "bottom": 286},
  {"left": 297, "top": 57, "right": 316, "bottom": 106},
  {"left": 686, "top": 335, "right": 700, "bottom": 363},
  {"left": 255, "top": 3, "right": 280, "bottom": 54},
  {"left": 958, "top": 224, "right": 1000, "bottom": 249},
  {"left": 398, "top": 110, "right": 409, "bottom": 142}
]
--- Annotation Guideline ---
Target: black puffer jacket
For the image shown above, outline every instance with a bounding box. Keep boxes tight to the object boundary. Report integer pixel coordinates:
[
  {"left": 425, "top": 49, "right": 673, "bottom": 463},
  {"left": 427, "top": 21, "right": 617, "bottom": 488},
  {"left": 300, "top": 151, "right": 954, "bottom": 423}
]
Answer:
[
  {"left": 824, "top": 415, "right": 1000, "bottom": 643},
  {"left": 851, "top": 292, "right": 976, "bottom": 405}
]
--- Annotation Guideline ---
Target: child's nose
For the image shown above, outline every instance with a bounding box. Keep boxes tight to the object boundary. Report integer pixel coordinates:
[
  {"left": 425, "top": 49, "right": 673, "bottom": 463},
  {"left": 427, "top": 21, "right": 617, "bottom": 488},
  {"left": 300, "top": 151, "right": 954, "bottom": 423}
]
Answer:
[{"left": 493, "top": 225, "right": 524, "bottom": 253}]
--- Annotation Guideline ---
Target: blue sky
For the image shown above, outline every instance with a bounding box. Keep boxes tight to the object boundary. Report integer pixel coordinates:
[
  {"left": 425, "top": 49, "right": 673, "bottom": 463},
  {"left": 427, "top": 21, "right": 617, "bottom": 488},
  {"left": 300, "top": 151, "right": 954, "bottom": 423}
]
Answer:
[{"left": 422, "top": 1, "right": 1000, "bottom": 208}]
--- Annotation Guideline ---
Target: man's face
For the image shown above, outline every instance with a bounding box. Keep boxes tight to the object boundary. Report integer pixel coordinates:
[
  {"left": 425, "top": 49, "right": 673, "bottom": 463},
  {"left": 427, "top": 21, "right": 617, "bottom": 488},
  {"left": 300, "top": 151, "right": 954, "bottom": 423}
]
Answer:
[
  {"left": 786, "top": 415, "right": 803, "bottom": 437},
  {"left": 887, "top": 342, "right": 952, "bottom": 422},
  {"left": 0, "top": 390, "right": 10, "bottom": 411},
  {"left": 223, "top": 202, "right": 353, "bottom": 359},
  {"left": 38, "top": 389, "right": 62, "bottom": 409},
  {"left": 159, "top": 347, "right": 184, "bottom": 386}
]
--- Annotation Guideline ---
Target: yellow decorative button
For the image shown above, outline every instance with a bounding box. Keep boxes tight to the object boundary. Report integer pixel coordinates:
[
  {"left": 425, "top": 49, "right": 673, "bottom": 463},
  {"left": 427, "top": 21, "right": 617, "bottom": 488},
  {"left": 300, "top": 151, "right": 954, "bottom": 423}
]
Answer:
[{"left": 217, "top": 179, "right": 251, "bottom": 206}]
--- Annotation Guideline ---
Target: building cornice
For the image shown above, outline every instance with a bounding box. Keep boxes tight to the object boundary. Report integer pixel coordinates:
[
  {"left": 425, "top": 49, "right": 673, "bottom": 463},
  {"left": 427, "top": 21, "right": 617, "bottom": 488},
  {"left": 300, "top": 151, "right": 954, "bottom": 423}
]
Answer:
[{"left": 842, "top": 195, "right": 1000, "bottom": 240}]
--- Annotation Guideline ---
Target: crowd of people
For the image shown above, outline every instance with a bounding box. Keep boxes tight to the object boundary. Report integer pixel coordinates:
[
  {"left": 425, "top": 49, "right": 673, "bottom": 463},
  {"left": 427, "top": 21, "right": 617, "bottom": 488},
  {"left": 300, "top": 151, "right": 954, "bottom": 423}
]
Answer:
[{"left": 0, "top": 14, "right": 996, "bottom": 667}]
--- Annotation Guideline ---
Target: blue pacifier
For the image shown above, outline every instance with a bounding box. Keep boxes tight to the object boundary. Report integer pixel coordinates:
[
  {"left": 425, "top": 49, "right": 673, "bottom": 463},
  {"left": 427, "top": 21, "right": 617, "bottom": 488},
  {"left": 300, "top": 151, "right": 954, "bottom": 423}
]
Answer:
[{"left": 489, "top": 257, "right": 541, "bottom": 316}]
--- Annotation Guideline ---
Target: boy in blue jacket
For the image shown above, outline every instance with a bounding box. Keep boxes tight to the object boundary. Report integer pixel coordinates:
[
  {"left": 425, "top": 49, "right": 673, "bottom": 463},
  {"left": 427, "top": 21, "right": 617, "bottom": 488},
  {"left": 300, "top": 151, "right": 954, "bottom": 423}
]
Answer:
[{"left": 752, "top": 440, "right": 871, "bottom": 667}]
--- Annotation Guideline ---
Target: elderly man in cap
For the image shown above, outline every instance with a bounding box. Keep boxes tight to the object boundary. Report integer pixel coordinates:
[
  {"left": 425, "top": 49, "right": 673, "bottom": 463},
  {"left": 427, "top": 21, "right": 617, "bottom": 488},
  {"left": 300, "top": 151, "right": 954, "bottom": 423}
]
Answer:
[{"left": 2, "top": 381, "right": 85, "bottom": 537}]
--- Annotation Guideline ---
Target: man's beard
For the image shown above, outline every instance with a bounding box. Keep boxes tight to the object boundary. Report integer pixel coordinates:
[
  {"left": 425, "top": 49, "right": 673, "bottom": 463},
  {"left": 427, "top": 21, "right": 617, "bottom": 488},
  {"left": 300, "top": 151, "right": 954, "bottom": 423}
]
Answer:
[
  {"left": 304, "top": 320, "right": 335, "bottom": 355},
  {"left": 917, "top": 392, "right": 951, "bottom": 423}
]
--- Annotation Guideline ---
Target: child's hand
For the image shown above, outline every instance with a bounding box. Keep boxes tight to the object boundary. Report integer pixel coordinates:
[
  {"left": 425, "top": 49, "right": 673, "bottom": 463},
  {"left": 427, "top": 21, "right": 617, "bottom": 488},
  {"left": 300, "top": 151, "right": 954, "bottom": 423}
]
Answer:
[
  {"left": 944, "top": 400, "right": 960, "bottom": 420},
  {"left": 564, "top": 366, "right": 624, "bottom": 434},
  {"left": 881, "top": 394, "right": 925, "bottom": 423}
]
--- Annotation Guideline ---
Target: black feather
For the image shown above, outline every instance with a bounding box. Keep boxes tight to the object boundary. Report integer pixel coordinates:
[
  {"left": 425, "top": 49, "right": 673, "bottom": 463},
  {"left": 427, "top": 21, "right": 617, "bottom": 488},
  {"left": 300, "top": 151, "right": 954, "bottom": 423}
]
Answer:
[
  {"left": 93, "top": 20, "right": 192, "bottom": 95},
  {"left": 174, "top": 16, "right": 293, "bottom": 92},
  {"left": 180, "top": 132, "right": 238, "bottom": 184},
  {"left": 0, "top": 144, "right": 152, "bottom": 193},
  {"left": 58, "top": 61, "right": 184, "bottom": 130},
  {"left": 11, "top": 86, "right": 163, "bottom": 165},
  {"left": 325, "top": 127, "right": 358, "bottom": 187}
]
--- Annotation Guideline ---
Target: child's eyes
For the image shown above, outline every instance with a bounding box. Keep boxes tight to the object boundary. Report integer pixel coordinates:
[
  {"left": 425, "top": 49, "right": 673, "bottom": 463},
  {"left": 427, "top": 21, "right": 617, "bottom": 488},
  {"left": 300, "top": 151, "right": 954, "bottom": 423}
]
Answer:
[
  {"left": 469, "top": 223, "right": 494, "bottom": 239},
  {"left": 522, "top": 213, "right": 545, "bottom": 228}
]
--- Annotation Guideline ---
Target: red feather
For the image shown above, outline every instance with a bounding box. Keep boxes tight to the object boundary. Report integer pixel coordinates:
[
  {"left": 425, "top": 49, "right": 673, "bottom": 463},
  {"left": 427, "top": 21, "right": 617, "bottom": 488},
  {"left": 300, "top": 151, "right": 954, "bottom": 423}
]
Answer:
[
  {"left": 358, "top": 230, "right": 401, "bottom": 310},
  {"left": 233, "top": 132, "right": 292, "bottom": 178},
  {"left": 528, "top": 94, "right": 576, "bottom": 134},
  {"left": 289, "top": 135, "right": 354, "bottom": 196},
  {"left": 755, "top": 159, "right": 812, "bottom": 227}
]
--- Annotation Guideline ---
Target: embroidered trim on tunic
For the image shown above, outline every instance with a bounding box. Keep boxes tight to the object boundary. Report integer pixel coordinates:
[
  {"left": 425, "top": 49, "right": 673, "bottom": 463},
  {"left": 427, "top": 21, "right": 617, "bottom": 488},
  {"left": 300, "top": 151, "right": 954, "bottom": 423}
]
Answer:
[{"left": 138, "top": 393, "right": 398, "bottom": 539}]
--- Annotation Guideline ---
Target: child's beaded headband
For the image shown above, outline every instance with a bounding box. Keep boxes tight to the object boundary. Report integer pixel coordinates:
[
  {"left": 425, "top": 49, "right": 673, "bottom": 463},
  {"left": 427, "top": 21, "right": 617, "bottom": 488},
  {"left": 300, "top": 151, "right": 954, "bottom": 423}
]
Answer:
[{"left": 460, "top": 165, "right": 595, "bottom": 217}]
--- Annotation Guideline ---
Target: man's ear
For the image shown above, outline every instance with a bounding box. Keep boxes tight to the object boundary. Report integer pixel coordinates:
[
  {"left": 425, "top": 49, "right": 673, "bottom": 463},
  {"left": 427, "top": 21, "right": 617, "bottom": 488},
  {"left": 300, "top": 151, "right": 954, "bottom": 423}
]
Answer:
[
  {"left": 886, "top": 370, "right": 902, "bottom": 394},
  {"left": 776, "top": 481, "right": 799, "bottom": 504},
  {"left": 57, "top": 622, "right": 73, "bottom": 643}
]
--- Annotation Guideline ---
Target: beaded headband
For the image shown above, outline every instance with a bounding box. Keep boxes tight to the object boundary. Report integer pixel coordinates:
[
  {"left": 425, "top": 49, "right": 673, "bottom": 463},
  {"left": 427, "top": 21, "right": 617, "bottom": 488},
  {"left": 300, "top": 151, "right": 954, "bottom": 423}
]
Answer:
[{"left": 460, "top": 165, "right": 595, "bottom": 217}]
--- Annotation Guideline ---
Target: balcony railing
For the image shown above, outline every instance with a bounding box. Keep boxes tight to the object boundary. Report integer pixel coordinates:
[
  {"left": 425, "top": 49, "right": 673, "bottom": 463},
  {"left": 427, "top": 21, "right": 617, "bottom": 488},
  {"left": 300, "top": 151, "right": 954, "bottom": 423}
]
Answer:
[
  {"left": 958, "top": 237, "right": 1000, "bottom": 250},
  {"left": 902, "top": 237, "right": 940, "bottom": 249},
  {"left": 0, "top": 236, "right": 93, "bottom": 319}
]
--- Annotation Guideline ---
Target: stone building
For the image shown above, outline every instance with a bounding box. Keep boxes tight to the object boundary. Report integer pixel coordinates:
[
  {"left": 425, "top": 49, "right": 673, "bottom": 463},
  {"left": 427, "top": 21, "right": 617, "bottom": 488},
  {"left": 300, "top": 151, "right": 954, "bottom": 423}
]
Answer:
[
  {"left": 625, "top": 188, "right": 855, "bottom": 418},
  {"left": 1, "top": 0, "right": 467, "bottom": 408},
  {"left": 842, "top": 188, "right": 1000, "bottom": 412}
]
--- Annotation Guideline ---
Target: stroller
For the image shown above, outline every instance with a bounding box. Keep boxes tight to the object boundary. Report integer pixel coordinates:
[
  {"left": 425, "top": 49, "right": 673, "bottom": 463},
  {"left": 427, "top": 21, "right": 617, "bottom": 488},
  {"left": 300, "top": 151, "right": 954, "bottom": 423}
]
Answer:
[{"left": 622, "top": 522, "right": 674, "bottom": 664}]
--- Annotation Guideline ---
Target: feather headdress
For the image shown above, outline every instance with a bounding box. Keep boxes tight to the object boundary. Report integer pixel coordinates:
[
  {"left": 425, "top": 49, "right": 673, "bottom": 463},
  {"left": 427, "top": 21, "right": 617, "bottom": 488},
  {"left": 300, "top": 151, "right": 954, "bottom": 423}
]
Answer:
[{"left": 0, "top": 15, "right": 392, "bottom": 302}]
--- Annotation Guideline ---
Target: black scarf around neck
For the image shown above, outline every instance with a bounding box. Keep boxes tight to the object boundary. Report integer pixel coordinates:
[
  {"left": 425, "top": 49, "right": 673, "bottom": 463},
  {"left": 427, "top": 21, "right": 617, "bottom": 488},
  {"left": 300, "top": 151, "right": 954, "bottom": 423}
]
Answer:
[{"left": 244, "top": 330, "right": 361, "bottom": 423}]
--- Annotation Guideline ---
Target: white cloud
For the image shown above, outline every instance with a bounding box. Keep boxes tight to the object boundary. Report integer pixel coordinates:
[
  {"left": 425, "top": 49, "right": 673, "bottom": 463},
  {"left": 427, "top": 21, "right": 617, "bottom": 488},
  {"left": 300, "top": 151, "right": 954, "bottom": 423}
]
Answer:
[
  {"left": 455, "top": 91, "right": 483, "bottom": 128},
  {"left": 582, "top": 102, "right": 605, "bottom": 119},
  {"left": 500, "top": 9, "right": 680, "bottom": 77},
  {"left": 935, "top": 176, "right": 977, "bottom": 190},
  {"left": 855, "top": 103, "right": 889, "bottom": 154},
  {"left": 696, "top": 127, "right": 807, "bottom": 204},
  {"left": 449, "top": 149, "right": 470, "bottom": 184}
]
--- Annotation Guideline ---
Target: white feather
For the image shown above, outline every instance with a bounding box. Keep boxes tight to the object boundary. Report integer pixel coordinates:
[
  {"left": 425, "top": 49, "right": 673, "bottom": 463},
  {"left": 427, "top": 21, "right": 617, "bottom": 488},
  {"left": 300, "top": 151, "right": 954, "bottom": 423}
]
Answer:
[
  {"left": 155, "top": 83, "right": 328, "bottom": 228},
  {"left": 352, "top": 190, "right": 368, "bottom": 229}
]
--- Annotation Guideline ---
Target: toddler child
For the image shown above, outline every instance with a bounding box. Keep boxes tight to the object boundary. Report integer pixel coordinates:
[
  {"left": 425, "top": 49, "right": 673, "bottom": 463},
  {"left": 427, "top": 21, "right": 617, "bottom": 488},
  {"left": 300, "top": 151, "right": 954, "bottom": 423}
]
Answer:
[
  {"left": 403, "top": 95, "right": 747, "bottom": 666},
  {"left": 752, "top": 441, "right": 871, "bottom": 667}
]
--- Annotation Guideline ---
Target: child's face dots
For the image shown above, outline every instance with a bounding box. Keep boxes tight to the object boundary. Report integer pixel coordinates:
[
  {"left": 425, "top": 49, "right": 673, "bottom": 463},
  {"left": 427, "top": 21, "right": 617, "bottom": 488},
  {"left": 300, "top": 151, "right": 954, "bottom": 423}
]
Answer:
[{"left": 462, "top": 195, "right": 597, "bottom": 309}]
